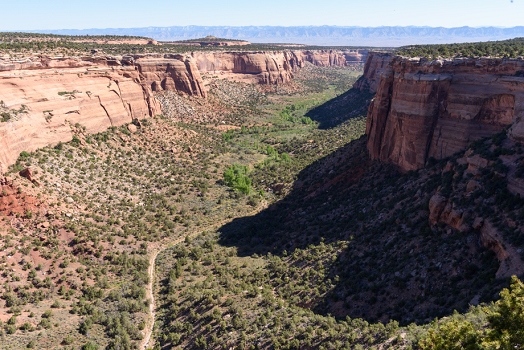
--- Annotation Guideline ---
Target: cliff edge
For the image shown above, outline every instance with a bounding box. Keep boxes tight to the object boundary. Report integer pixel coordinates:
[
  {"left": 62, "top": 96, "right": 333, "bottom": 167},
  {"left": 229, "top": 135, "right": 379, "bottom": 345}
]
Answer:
[
  {"left": 0, "top": 56, "right": 169, "bottom": 173},
  {"left": 365, "top": 55, "right": 524, "bottom": 171}
]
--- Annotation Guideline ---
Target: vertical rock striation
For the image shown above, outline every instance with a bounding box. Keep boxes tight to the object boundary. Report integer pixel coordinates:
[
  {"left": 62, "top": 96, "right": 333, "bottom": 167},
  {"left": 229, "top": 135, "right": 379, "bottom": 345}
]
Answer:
[
  {"left": 136, "top": 55, "right": 207, "bottom": 98},
  {"left": 365, "top": 56, "right": 524, "bottom": 171},
  {"left": 193, "top": 51, "right": 295, "bottom": 84},
  {"left": 353, "top": 52, "right": 393, "bottom": 93},
  {"left": 0, "top": 57, "right": 162, "bottom": 173},
  {"left": 192, "top": 50, "right": 367, "bottom": 85}
]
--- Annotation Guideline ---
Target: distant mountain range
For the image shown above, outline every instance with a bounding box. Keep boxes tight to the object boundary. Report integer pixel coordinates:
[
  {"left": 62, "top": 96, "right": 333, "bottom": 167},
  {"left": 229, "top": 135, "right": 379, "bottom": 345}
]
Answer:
[{"left": 31, "top": 26, "right": 524, "bottom": 47}]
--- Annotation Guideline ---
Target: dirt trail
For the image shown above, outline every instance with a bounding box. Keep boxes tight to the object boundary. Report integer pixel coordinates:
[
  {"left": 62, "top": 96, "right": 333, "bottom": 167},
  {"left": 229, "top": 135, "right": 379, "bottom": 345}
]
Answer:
[
  {"left": 141, "top": 249, "right": 160, "bottom": 350},
  {"left": 140, "top": 210, "right": 260, "bottom": 350}
]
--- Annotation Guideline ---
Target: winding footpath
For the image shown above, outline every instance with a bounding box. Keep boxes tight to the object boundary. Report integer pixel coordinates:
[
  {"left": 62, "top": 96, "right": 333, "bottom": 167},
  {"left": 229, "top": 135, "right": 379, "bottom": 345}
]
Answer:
[{"left": 139, "top": 210, "right": 260, "bottom": 350}]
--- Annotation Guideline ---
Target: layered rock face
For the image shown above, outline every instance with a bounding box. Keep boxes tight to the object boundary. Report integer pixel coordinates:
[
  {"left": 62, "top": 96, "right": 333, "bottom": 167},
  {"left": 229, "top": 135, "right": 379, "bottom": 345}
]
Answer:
[
  {"left": 292, "top": 50, "right": 361, "bottom": 67},
  {"left": 135, "top": 55, "right": 207, "bottom": 97},
  {"left": 365, "top": 56, "right": 524, "bottom": 171},
  {"left": 0, "top": 56, "right": 163, "bottom": 173},
  {"left": 353, "top": 52, "right": 393, "bottom": 93},
  {"left": 193, "top": 51, "right": 296, "bottom": 84},
  {"left": 193, "top": 50, "right": 366, "bottom": 84}
]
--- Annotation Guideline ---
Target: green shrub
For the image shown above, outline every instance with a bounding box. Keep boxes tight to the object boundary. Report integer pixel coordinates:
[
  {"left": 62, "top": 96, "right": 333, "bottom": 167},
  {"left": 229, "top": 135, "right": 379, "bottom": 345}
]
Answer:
[
  {"left": 72, "top": 135, "right": 81, "bottom": 146},
  {"left": 420, "top": 276, "right": 524, "bottom": 349},
  {"left": 62, "top": 335, "right": 75, "bottom": 345},
  {"left": 223, "top": 164, "right": 252, "bottom": 194},
  {"left": 7, "top": 315, "right": 17, "bottom": 325},
  {"left": 485, "top": 276, "right": 524, "bottom": 349},
  {"left": 81, "top": 342, "right": 99, "bottom": 350},
  {"left": 1, "top": 111, "right": 11, "bottom": 122}
]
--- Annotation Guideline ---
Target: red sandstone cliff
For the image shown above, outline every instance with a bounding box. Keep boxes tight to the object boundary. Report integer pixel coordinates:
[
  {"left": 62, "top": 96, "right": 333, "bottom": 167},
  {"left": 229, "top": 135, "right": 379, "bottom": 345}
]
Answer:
[
  {"left": 193, "top": 51, "right": 296, "bottom": 84},
  {"left": 192, "top": 50, "right": 361, "bottom": 85},
  {"left": 136, "top": 55, "right": 207, "bottom": 97},
  {"left": 292, "top": 50, "right": 356, "bottom": 68},
  {"left": 353, "top": 52, "right": 393, "bottom": 93},
  {"left": 0, "top": 56, "right": 163, "bottom": 173},
  {"left": 365, "top": 55, "right": 524, "bottom": 171}
]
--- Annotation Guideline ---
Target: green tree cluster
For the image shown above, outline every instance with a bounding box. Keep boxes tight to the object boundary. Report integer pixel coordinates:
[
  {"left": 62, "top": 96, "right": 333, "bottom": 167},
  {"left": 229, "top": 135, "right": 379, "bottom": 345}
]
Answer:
[
  {"left": 397, "top": 38, "right": 524, "bottom": 59},
  {"left": 223, "top": 164, "right": 252, "bottom": 194},
  {"left": 420, "top": 276, "right": 524, "bottom": 349}
]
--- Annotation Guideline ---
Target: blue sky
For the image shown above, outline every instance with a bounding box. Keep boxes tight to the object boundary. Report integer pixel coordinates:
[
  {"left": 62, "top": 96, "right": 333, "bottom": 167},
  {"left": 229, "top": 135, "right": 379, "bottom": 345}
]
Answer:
[{"left": 4, "top": 0, "right": 523, "bottom": 30}]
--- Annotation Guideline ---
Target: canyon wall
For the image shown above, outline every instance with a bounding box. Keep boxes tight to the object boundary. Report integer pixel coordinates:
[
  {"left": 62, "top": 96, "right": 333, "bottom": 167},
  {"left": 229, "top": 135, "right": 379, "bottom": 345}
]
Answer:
[
  {"left": 0, "top": 56, "right": 164, "bottom": 174},
  {"left": 193, "top": 51, "right": 297, "bottom": 84},
  {"left": 192, "top": 50, "right": 365, "bottom": 84},
  {"left": 291, "top": 50, "right": 365, "bottom": 68},
  {"left": 353, "top": 52, "right": 393, "bottom": 93},
  {"left": 0, "top": 49, "right": 364, "bottom": 173},
  {"left": 135, "top": 55, "right": 207, "bottom": 97},
  {"left": 365, "top": 55, "right": 524, "bottom": 171}
]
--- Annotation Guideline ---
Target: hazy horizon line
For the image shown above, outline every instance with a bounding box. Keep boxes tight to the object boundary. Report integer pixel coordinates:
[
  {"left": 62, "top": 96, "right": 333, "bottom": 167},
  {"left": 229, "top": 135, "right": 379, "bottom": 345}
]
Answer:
[{"left": 5, "top": 24, "right": 524, "bottom": 33}]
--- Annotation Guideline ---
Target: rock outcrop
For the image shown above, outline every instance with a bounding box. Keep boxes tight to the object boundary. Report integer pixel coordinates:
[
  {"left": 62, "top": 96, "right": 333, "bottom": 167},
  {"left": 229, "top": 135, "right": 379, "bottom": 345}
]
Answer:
[
  {"left": 0, "top": 178, "right": 43, "bottom": 216},
  {"left": 429, "top": 192, "right": 524, "bottom": 278},
  {"left": 428, "top": 193, "right": 466, "bottom": 231},
  {"left": 353, "top": 52, "right": 393, "bottom": 93},
  {"left": 193, "top": 51, "right": 296, "bottom": 84},
  {"left": 192, "top": 50, "right": 362, "bottom": 85},
  {"left": 478, "top": 220, "right": 524, "bottom": 278},
  {"left": 19, "top": 167, "right": 35, "bottom": 183},
  {"left": 136, "top": 55, "right": 207, "bottom": 97},
  {"left": 365, "top": 55, "right": 524, "bottom": 171},
  {"left": 292, "top": 50, "right": 358, "bottom": 68}
]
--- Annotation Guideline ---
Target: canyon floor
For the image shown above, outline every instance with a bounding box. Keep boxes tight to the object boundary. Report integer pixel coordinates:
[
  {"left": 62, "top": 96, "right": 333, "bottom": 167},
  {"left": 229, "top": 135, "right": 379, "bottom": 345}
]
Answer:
[
  {"left": 1, "top": 49, "right": 524, "bottom": 349},
  {"left": 0, "top": 64, "right": 367, "bottom": 349}
]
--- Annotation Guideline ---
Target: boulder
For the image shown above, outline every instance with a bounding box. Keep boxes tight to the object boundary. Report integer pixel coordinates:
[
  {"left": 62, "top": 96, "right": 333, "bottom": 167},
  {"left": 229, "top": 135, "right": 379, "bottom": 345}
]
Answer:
[
  {"left": 472, "top": 217, "right": 484, "bottom": 230},
  {"left": 466, "top": 180, "right": 481, "bottom": 193},
  {"left": 127, "top": 124, "right": 137, "bottom": 133},
  {"left": 428, "top": 193, "right": 466, "bottom": 231},
  {"left": 466, "top": 155, "right": 490, "bottom": 175},
  {"left": 428, "top": 194, "right": 447, "bottom": 225},
  {"left": 19, "top": 167, "right": 34, "bottom": 182}
]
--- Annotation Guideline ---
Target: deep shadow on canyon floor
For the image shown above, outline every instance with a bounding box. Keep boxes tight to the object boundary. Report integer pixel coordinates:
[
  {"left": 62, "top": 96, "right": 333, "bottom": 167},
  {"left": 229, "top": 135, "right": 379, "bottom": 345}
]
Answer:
[
  {"left": 306, "top": 88, "right": 374, "bottom": 129},
  {"left": 217, "top": 134, "right": 507, "bottom": 325}
]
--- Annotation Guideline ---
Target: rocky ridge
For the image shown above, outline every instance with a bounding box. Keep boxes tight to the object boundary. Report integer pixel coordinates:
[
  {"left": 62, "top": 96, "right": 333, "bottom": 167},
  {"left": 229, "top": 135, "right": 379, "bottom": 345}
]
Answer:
[{"left": 193, "top": 50, "right": 362, "bottom": 84}]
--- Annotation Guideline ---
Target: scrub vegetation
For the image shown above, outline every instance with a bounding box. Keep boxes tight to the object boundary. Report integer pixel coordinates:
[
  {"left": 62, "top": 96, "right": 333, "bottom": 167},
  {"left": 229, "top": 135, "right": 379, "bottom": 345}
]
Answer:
[{"left": 2, "top": 35, "right": 524, "bottom": 350}]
